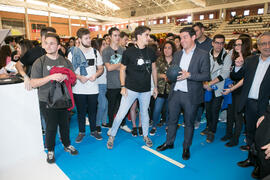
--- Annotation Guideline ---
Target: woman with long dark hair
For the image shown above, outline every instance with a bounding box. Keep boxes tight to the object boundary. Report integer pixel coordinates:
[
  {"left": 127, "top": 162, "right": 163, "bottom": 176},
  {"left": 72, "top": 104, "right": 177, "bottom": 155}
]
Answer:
[
  {"left": 222, "top": 37, "right": 252, "bottom": 147},
  {"left": 91, "top": 38, "right": 108, "bottom": 133},
  {"left": 149, "top": 41, "right": 177, "bottom": 136}
]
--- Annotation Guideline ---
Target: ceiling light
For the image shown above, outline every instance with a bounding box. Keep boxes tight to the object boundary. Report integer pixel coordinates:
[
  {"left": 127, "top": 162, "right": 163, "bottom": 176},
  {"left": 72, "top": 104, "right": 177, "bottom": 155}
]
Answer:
[{"left": 96, "top": 0, "right": 120, "bottom": 11}]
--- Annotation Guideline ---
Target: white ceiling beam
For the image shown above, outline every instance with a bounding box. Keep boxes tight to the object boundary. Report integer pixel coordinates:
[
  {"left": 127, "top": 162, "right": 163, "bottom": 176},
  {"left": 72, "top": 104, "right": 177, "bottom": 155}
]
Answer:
[
  {"left": 151, "top": 0, "right": 167, "bottom": 11},
  {"left": 187, "top": 0, "right": 206, "bottom": 7}
]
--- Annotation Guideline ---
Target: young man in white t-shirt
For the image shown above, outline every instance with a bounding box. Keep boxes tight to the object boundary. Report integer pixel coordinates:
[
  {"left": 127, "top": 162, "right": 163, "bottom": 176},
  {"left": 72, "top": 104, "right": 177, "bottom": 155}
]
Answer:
[{"left": 68, "top": 28, "right": 104, "bottom": 143}]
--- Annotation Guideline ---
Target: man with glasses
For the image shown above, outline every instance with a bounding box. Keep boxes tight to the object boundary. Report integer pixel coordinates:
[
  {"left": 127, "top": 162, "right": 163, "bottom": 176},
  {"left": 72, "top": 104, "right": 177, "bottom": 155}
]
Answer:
[
  {"left": 103, "top": 27, "right": 131, "bottom": 134},
  {"left": 31, "top": 33, "right": 78, "bottom": 163},
  {"left": 227, "top": 32, "right": 270, "bottom": 179},
  {"left": 203, "top": 34, "right": 231, "bottom": 143}
]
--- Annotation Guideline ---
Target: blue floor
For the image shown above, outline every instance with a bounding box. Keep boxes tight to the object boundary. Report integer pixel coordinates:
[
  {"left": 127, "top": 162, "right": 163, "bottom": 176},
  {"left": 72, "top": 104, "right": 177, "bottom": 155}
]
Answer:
[{"left": 52, "top": 114, "right": 254, "bottom": 180}]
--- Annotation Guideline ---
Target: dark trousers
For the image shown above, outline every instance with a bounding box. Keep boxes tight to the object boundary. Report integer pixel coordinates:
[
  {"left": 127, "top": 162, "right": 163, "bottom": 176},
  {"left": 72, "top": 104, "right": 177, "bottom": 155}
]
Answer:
[
  {"left": 166, "top": 91, "right": 199, "bottom": 149},
  {"left": 226, "top": 93, "right": 244, "bottom": 142},
  {"left": 245, "top": 99, "right": 259, "bottom": 147},
  {"left": 40, "top": 101, "right": 70, "bottom": 151},
  {"left": 245, "top": 99, "right": 260, "bottom": 164},
  {"left": 74, "top": 94, "right": 98, "bottom": 133},
  {"left": 205, "top": 95, "right": 223, "bottom": 133},
  {"left": 106, "top": 88, "right": 125, "bottom": 127}
]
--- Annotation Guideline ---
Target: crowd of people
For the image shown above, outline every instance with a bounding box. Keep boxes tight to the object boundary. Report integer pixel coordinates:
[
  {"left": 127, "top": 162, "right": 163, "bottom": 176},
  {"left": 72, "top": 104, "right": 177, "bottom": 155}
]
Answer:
[{"left": 1, "top": 21, "right": 270, "bottom": 179}]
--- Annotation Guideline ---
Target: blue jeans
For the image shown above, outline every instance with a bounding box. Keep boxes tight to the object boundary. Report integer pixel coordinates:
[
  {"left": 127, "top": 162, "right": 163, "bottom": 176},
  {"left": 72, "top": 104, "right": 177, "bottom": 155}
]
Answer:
[
  {"left": 96, "top": 84, "right": 108, "bottom": 126},
  {"left": 152, "top": 97, "right": 168, "bottom": 128},
  {"left": 110, "top": 89, "right": 151, "bottom": 137}
]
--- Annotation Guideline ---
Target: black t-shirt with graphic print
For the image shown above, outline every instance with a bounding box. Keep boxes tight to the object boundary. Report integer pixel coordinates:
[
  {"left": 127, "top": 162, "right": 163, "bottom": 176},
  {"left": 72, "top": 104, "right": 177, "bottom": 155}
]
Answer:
[{"left": 122, "top": 46, "right": 157, "bottom": 92}]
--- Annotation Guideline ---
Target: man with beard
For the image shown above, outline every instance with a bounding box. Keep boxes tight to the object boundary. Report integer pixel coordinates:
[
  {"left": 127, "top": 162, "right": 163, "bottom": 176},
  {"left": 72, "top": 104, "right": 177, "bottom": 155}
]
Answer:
[{"left": 68, "top": 28, "right": 104, "bottom": 143}]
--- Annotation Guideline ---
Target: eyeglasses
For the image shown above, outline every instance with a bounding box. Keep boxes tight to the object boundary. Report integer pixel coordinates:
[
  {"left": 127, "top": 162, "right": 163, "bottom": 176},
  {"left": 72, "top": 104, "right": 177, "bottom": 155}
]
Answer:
[
  {"left": 214, "top": 41, "right": 225, "bottom": 45},
  {"left": 234, "top": 43, "right": 242, "bottom": 47},
  {"left": 114, "top": 50, "right": 118, "bottom": 59},
  {"left": 258, "top": 41, "right": 270, "bottom": 47}
]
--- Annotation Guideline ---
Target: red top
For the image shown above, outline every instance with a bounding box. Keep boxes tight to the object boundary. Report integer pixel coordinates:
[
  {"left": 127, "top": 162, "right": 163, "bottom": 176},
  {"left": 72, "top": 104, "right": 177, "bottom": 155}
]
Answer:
[{"left": 49, "top": 66, "right": 76, "bottom": 111}]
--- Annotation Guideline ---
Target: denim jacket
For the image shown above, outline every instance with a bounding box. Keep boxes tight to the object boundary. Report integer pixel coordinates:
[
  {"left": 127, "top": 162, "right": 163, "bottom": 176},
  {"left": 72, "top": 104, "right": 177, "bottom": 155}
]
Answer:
[{"left": 70, "top": 46, "right": 88, "bottom": 76}]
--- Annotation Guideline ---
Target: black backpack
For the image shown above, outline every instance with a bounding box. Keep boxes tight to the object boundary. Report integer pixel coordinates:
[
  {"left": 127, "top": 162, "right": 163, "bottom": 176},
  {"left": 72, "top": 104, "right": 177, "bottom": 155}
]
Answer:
[
  {"left": 47, "top": 81, "right": 72, "bottom": 110},
  {"left": 39, "top": 55, "right": 72, "bottom": 110}
]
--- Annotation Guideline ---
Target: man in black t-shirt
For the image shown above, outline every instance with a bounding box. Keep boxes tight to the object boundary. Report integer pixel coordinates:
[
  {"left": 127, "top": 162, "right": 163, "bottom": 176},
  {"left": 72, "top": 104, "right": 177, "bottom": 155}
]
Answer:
[
  {"left": 15, "top": 27, "right": 57, "bottom": 90},
  {"left": 107, "top": 26, "right": 158, "bottom": 149}
]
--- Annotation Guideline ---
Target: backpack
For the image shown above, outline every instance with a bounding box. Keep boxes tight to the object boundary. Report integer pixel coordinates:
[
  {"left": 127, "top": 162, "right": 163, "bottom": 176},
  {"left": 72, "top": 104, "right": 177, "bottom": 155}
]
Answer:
[
  {"left": 47, "top": 81, "right": 72, "bottom": 110},
  {"left": 39, "top": 55, "right": 72, "bottom": 109}
]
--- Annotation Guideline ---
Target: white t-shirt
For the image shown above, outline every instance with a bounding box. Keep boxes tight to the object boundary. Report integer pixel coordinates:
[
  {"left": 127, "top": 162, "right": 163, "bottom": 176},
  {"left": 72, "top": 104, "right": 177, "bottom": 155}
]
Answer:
[{"left": 68, "top": 47, "right": 103, "bottom": 95}]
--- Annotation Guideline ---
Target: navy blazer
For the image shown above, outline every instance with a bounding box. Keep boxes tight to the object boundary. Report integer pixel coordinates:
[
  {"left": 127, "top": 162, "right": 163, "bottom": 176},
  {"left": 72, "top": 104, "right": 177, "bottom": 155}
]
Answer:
[
  {"left": 238, "top": 55, "right": 270, "bottom": 117},
  {"left": 169, "top": 47, "right": 210, "bottom": 104}
]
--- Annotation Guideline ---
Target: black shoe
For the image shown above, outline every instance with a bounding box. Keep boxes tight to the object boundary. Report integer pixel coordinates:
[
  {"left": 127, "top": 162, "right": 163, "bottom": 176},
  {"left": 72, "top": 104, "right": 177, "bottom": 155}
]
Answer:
[
  {"left": 131, "top": 127, "right": 138, "bottom": 137},
  {"left": 206, "top": 132, "right": 215, "bottom": 143},
  {"left": 47, "top": 151, "right": 55, "bottom": 164},
  {"left": 240, "top": 145, "right": 250, "bottom": 151},
  {"left": 182, "top": 148, "right": 190, "bottom": 160},
  {"left": 149, "top": 128, "right": 156, "bottom": 136},
  {"left": 102, "top": 123, "right": 110, "bottom": 128},
  {"left": 138, "top": 126, "right": 143, "bottom": 136},
  {"left": 225, "top": 140, "right": 238, "bottom": 147},
  {"left": 251, "top": 166, "right": 260, "bottom": 179},
  {"left": 237, "top": 159, "right": 254, "bottom": 167},
  {"left": 156, "top": 143, "right": 174, "bottom": 151},
  {"left": 96, "top": 126, "right": 101, "bottom": 134},
  {"left": 221, "top": 135, "right": 231, "bottom": 141},
  {"left": 200, "top": 127, "right": 209, "bottom": 136}
]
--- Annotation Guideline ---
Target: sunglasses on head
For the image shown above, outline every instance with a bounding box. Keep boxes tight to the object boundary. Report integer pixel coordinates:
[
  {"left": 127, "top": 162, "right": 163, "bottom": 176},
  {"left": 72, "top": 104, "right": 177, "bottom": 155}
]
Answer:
[{"left": 114, "top": 50, "right": 118, "bottom": 58}]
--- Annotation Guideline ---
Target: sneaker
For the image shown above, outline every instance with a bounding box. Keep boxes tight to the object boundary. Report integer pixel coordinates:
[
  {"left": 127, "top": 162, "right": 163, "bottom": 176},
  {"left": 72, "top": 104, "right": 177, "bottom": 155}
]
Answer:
[
  {"left": 102, "top": 123, "right": 110, "bottom": 129},
  {"left": 138, "top": 126, "right": 143, "bottom": 136},
  {"left": 182, "top": 122, "right": 185, "bottom": 127},
  {"left": 143, "top": 136, "right": 153, "bottom": 147},
  {"left": 194, "top": 121, "right": 200, "bottom": 129},
  {"left": 85, "top": 117, "right": 89, "bottom": 125},
  {"left": 75, "top": 133, "right": 85, "bottom": 143},
  {"left": 132, "top": 127, "right": 138, "bottom": 137},
  {"left": 107, "top": 128, "right": 111, "bottom": 136},
  {"left": 107, "top": 136, "right": 115, "bottom": 149},
  {"left": 96, "top": 126, "right": 102, "bottom": 134},
  {"left": 149, "top": 128, "right": 156, "bottom": 136},
  {"left": 120, "top": 125, "right": 131, "bottom": 133},
  {"left": 64, "top": 145, "right": 78, "bottom": 155},
  {"left": 91, "top": 131, "right": 103, "bottom": 140},
  {"left": 157, "top": 119, "right": 165, "bottom": 127},
  {"left": 47, "top": 151, "right": 55, "bottom": 164},
  {"left": 200, "top": 127, "right": 209, "bottom": 136},
  {"left": 206, "top": 132, "right": 215, "bottom": 143}
]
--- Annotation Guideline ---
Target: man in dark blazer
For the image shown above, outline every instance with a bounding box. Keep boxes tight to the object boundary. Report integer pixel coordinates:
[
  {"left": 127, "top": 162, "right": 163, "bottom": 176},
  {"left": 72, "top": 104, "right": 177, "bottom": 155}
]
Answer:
[
  {"left": 156, "top": 27, "right": 210, "bottom": 160},
  {"left": 228, "top": 32, "right": 270, "bottom": 178}
]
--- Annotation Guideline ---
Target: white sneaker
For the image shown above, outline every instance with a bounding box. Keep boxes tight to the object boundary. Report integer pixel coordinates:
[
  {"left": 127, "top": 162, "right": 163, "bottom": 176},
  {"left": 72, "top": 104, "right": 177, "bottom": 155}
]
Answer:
[
  {"left": 194, "top": 121, "right": 200, "bottom": 129},
  {"left": 85, "top": 117, "right": 89, "bottom": 125},
  {"left": 120, "top": 125, "right": 131, "bottom": 133},
  {"left": 107, "top": 128, "right": 111, "bottom": 136}
]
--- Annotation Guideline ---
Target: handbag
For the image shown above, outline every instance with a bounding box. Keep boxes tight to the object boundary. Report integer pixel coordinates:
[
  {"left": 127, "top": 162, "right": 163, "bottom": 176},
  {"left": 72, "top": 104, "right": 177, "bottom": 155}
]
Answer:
[{"left": 47, "top": 81, "right": 72, "bottom": 110}]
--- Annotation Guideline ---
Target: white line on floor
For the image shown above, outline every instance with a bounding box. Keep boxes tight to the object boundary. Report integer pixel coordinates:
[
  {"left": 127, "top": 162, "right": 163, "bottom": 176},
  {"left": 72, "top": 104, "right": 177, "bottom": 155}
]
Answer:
[{"left": 142, "top": 146, "right": 185, "bottom": 168}]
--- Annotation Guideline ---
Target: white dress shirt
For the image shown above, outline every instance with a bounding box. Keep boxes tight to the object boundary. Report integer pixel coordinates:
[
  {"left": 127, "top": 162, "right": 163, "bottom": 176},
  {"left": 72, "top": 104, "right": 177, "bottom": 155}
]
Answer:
[
  {"left": 248, "top": 56, "right": 270, "bottom": 100},
  {"left": 174, "top": 46, "right": 196, "bottom": 92}
]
